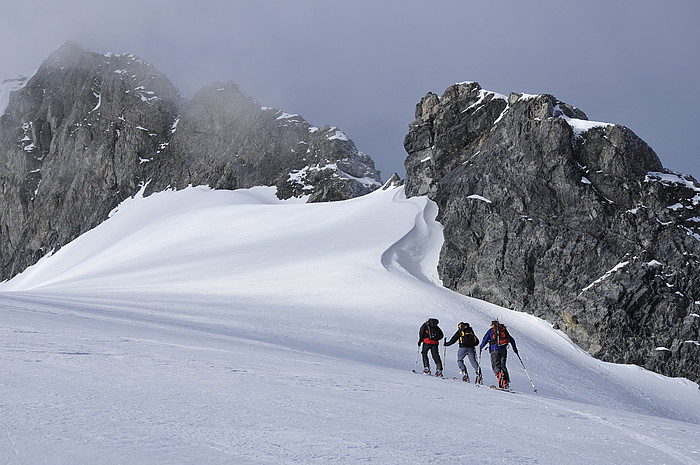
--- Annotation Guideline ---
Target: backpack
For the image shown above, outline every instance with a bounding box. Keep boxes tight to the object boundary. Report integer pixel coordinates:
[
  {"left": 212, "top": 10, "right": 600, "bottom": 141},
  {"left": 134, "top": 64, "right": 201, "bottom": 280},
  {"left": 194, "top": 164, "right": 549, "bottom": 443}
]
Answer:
[
  {"left": 490, "top": 323, "right": 509, "bottom": 347},
  {"left": 458, "top": 322, "right": 479, "bottom": 346},
  {"left": 426, "top": 318, "right": 440, "bottom": 340}
]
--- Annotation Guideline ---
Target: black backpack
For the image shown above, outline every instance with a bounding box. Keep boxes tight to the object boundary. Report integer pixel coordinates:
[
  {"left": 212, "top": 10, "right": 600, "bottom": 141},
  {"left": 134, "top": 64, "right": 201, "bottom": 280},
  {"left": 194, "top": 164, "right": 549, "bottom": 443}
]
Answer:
[
  {"left": 458, "top": 322, "right": 479, "bottom": 346},
  {"left": 426, "top": 318, "right": 440, "bottom": 340}
]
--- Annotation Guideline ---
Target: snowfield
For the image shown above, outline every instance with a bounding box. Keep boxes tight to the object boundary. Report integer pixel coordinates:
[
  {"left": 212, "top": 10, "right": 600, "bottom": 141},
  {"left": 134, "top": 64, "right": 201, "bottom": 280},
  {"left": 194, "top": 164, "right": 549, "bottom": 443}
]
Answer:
[{"left": 0, "top": 185, "right": 698, "bottom": 464}]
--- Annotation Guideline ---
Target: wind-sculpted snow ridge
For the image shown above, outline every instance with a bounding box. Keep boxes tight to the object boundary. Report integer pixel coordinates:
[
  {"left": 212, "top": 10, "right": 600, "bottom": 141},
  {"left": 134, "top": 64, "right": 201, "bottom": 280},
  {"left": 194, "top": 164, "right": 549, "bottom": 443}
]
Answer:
[
  {"left": 380, "top": 189, "right": 444, "bottom": 285},
  {"left": 0, "top": 186, "right": 698, "bottom": 464}
]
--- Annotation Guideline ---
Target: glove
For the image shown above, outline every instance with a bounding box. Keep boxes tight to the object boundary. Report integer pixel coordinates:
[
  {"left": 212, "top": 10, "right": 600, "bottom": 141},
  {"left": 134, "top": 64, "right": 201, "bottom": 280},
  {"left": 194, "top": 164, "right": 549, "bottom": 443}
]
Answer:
[
  {"left": 514, "top": 349, "right": 519, "bottom": 355},
  {"left": 418, "top": 341, "right": 422, "bottom": 347}
]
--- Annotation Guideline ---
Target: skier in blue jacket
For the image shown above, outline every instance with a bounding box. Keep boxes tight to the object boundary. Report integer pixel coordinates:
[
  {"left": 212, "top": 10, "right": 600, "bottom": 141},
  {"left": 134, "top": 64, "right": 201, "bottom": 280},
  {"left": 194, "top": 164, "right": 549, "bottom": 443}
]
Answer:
[{"left": 479, "top": 320, "right": 518, "bottom": 389}]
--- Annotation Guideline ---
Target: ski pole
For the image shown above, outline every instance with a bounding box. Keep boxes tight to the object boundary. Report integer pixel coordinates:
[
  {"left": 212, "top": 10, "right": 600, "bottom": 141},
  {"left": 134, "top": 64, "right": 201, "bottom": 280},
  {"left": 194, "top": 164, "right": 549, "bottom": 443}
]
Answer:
[
  {"left": 414, "top": 344, "right": 421, "bottom": 372},
  {"left": 442, "top": 338, "right": 447, "bottom": 375},
  {"left": 516, "top": 352, "right": 537, "bottom": 393},
  {"left": 476, "top": 347, "right": 483, "bottom": 384}
]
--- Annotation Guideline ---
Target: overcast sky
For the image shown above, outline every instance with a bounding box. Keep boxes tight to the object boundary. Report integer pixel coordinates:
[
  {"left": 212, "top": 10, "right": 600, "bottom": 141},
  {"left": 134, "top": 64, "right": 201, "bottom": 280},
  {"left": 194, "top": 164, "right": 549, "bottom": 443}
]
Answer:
[{"left": 2, "top": 0, "right": 698, "bottom": 181}]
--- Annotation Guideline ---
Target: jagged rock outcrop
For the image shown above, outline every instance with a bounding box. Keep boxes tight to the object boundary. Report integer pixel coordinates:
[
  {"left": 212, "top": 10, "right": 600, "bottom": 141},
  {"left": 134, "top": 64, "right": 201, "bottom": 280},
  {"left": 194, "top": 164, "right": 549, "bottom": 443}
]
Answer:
[
  {"left": 382, "top": 173, "right": 404, "bottom": 190},
  {"left": 0, "top": 42, "right": 382, "bottom": 281},
  {"left": 404, "top": 81, "right": 700, "bottom": 383}
]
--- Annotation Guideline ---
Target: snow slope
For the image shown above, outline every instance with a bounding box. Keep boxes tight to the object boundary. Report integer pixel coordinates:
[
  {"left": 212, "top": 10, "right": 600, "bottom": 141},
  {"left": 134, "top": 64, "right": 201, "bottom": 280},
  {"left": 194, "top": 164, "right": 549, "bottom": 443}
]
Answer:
[{"left": 1, "top": 185, "right": 698, "bottom": 464}]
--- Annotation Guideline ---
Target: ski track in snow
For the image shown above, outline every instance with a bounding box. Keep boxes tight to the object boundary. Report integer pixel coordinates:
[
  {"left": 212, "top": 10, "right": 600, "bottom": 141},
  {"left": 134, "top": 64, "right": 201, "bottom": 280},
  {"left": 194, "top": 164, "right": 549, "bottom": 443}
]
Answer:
[{"left": 0, "top": 186, "right": 698, "bottom": 464}]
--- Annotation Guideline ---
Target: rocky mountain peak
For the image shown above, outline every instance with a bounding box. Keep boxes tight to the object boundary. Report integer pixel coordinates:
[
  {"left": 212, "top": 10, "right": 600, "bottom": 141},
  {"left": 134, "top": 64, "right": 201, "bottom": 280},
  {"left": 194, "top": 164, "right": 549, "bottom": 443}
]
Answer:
[
  {"left": 44, "top": 40, "right": 84, "bottom": 64},
  {"left": 0, "top": 44, "right": 382, "bottom": 281},
  {"left": 404, "top": 81, "right": 700, "bottom": 383}
]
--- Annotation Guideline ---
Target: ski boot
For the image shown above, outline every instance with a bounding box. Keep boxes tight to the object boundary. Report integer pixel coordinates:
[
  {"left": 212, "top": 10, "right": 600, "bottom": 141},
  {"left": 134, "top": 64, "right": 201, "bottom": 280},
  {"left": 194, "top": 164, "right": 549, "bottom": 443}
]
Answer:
[
  {"left": 497, "top": 372, "right": 509, "bottom": 389},
  {"left": 435, "top": 369, "right": 443, "bottom": 378},
  {"left": 423, "top": 367, "right": 431, "bottom": 375},
  {"left": 460, "top": 370, "right": 470, "bottom": 382}
]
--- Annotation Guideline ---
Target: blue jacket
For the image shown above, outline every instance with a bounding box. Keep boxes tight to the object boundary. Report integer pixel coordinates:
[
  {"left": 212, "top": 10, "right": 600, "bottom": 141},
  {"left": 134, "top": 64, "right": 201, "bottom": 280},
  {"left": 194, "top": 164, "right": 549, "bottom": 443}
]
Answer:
[{"left": 479, "top": 327, "right": 518, "bottom": 353}]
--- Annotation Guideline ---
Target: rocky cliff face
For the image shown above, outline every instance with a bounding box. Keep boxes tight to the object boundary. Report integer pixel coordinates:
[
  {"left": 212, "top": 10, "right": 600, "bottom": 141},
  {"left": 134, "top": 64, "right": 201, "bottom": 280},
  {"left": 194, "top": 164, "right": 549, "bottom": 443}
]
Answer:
[
  {"left": 404, "top": 82, "right": 700, "bottom": 383},
  {"left": 0, "top": 43, "right": 382, "bottom": 281}
]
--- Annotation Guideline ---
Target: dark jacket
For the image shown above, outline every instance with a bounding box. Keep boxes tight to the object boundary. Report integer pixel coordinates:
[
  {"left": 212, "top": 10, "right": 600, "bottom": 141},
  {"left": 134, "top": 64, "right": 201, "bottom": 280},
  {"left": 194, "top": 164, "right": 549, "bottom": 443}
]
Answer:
[
  {"left": 419, "top": 320, "right": 444, "bottom": 345},
  {"left": 479, "top": 325, "right": 518, "bottom": 353},
  {"left": 444, "top": 327, "right": 479, "bottom": 348}
]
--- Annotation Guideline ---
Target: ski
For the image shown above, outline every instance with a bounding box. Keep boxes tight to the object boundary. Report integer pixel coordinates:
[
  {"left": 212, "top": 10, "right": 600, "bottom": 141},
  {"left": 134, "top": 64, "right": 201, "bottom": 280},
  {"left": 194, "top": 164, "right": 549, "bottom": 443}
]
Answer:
[
  {"left": 488, "top": 384, "right": 516, "bottom": 393},
  {"left": 411, "top": 369, "right": 446, "bottom": 379},
  {"left": 413, "top": 371, "right": 517, "bottom": 391}
]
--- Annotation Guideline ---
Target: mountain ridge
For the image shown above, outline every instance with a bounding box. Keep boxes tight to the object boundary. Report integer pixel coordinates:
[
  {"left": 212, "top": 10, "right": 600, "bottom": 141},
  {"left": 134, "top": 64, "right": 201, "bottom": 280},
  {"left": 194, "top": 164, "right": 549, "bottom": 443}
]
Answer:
[
  {"left": 2, "top": 44, "right": 698, "bottom": 383},
  {"left": 0, "top": 42, "right": 382, "bottom": 281}
]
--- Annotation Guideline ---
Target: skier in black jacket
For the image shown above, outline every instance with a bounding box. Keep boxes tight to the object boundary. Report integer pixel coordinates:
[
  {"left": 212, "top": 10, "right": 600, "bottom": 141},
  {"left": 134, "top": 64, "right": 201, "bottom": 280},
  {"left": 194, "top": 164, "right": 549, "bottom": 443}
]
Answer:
[
  {"left": 418, "top": 318, "right": 444, "bottom": 376},
  {"left": 444, "top": 322, "right": 481, "bottom": 383}
]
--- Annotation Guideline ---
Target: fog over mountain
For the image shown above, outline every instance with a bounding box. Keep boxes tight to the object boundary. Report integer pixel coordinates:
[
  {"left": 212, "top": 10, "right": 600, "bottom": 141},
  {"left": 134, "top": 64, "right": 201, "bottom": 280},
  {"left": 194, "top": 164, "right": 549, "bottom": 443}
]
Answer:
[{"left": 1, "top": 1, "right": 699, "bottom": 182}]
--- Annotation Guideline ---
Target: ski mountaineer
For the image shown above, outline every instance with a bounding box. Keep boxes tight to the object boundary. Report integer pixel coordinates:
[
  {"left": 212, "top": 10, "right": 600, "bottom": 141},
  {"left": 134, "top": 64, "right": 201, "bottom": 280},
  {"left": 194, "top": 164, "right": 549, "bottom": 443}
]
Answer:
[
  {"left": 418, "top": 318, "right": 444, "bottom": 376},
  {"left": 479, "top": 320, "right": 518, "bottom": 389},
  {"left": 444, "top": 322, "right": 481, "bottom": 382}
]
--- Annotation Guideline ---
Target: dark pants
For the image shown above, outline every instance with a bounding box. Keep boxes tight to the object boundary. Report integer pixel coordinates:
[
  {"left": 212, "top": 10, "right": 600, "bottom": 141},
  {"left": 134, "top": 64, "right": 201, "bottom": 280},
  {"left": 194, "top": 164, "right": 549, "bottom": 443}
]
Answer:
[
  {"left": 490, "top": 348, "right": 509, "bottom": 383},
  {"left": 421, "top": 343, "right": 442, "bottom": 371}
]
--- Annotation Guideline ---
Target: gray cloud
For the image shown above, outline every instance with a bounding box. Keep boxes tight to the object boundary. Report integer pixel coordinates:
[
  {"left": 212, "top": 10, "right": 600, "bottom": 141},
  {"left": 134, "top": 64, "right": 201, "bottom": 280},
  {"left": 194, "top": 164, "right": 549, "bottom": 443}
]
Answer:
[{"left": 2, "top": 0, "right": 698, "bottom": 181}]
